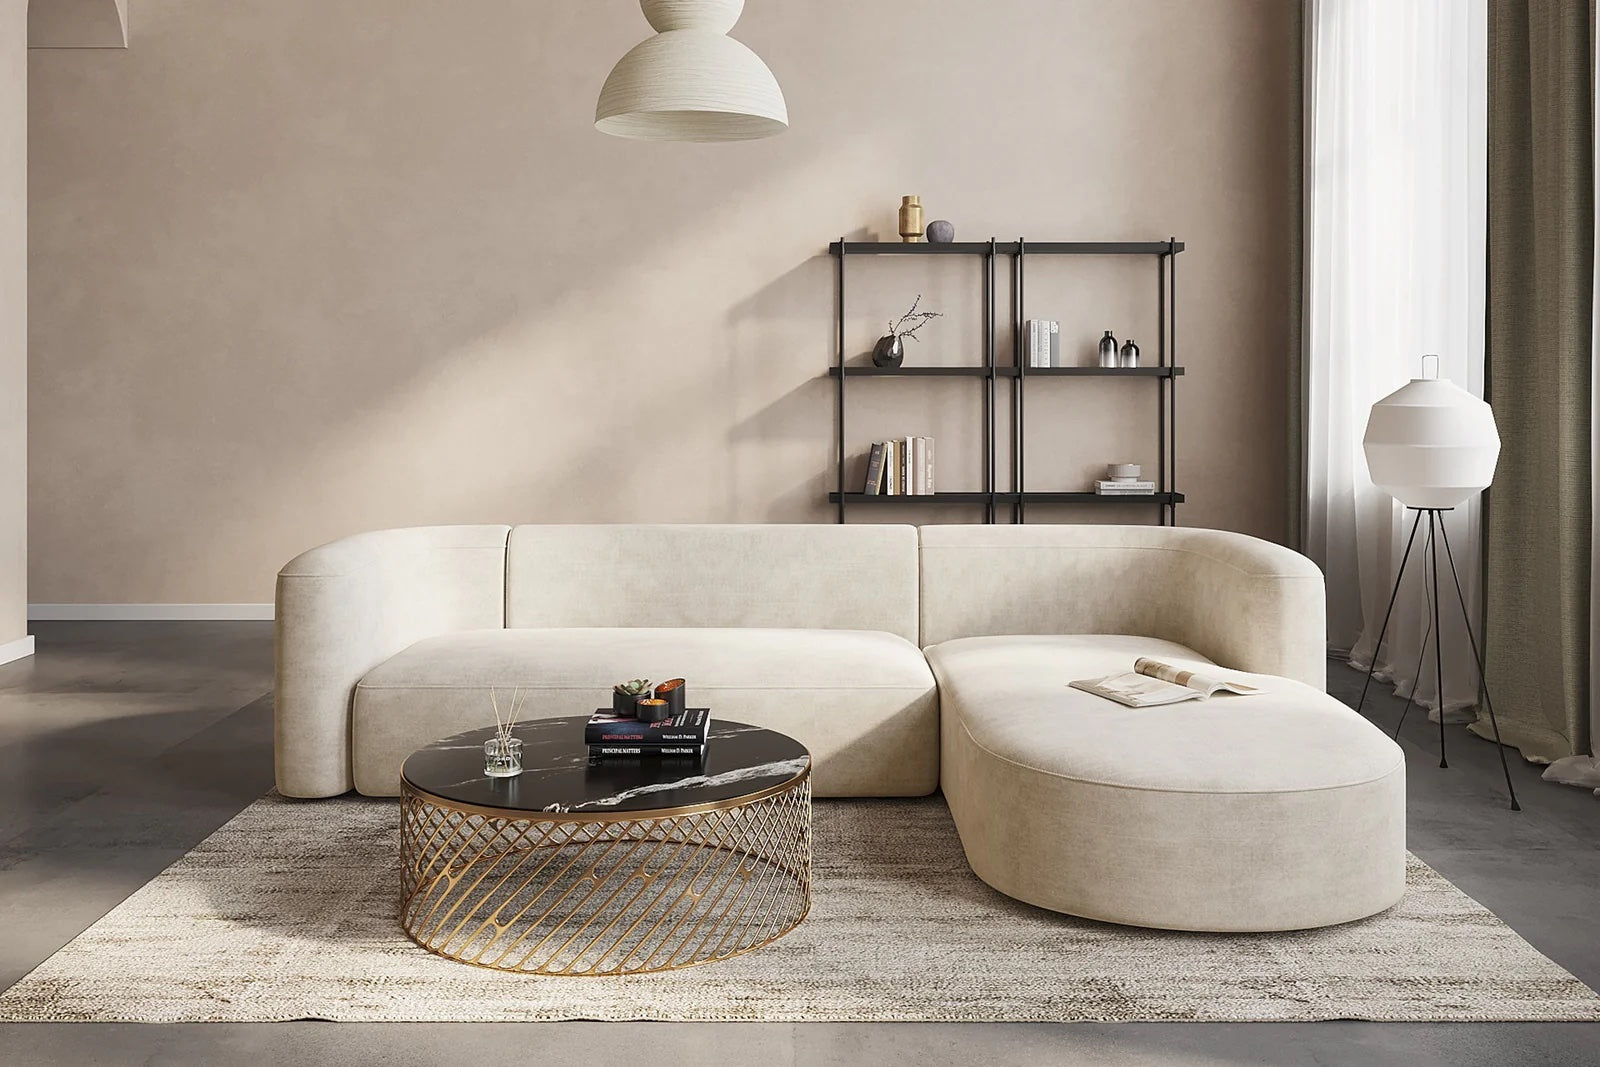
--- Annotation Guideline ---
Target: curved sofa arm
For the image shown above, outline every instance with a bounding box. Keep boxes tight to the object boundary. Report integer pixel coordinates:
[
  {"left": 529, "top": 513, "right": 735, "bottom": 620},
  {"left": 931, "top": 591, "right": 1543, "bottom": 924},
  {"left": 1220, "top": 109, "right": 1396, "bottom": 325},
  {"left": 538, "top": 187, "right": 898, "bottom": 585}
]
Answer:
[
  {"left": 274, "top": 525, "right": 510, "bottom": 797},
  {"left": 1152, "top": 529, "right": 1328, "bottom": 689},
  {"left": 918, "top": 525, "right": 1328, "bottom": 689}
]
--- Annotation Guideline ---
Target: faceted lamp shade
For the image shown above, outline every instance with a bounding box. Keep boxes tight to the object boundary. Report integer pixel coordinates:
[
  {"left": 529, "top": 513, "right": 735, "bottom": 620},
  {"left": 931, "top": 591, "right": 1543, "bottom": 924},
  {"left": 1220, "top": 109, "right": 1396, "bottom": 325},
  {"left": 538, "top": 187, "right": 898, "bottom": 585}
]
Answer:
[
  {"left": 1362, "top": 366, "right": 1501, "bottom": 509},
  {"left": 596, "top": 0, "right": 788, "bottom": 142}
]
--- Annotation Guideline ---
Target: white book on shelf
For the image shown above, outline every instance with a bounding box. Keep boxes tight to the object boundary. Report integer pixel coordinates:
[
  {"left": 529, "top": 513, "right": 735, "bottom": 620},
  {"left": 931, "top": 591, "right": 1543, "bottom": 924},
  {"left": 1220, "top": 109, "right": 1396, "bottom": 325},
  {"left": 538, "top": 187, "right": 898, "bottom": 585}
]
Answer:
[
  {"left": 926, "top": 436, "right": 936, "bottom": 494},
  {"left": 903, "top": 436, "right": 913, "bottom": 496},
  {"left": 914, "top": 437, "right": 926, "bottom": 495},
  {"left": 1049, "top": 320, "right": 1061, "bottom": 367}
]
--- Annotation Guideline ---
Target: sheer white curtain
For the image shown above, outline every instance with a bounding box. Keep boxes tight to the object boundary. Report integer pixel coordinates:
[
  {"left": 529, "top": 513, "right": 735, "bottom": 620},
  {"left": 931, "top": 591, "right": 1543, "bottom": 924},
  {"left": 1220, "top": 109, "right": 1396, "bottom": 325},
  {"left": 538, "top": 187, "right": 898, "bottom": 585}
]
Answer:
[{"left": 1305, "top": 0, "right": 1487, "bottom": 717}]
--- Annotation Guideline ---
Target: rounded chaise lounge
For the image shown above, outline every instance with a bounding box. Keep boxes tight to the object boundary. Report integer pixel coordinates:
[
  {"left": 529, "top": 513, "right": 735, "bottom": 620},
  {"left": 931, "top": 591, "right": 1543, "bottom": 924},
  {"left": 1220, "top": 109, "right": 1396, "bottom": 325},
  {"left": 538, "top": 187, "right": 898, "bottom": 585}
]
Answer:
[{"left": 920, "top": 524, "right": 1405, "bottom": 932}]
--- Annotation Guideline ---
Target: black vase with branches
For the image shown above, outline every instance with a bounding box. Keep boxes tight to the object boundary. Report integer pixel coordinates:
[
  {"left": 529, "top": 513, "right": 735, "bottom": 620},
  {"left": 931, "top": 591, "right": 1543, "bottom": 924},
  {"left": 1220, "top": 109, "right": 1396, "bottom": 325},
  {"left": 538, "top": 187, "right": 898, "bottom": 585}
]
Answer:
[{"left": 872, "top": 295, "right": 942, "bottom": 368}]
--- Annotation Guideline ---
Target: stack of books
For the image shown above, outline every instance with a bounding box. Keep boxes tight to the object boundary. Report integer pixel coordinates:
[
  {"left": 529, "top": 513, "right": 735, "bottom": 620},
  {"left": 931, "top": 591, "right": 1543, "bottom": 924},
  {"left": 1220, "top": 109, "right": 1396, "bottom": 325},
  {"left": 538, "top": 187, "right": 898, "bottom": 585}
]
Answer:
[
  {"left": 862, "top": 437, "right": 935, "bottom": 495},
  {"left": 585, "top": 706, "right": 710, "bottom": 759},
  {"left": 1024, "top": 318, "right": 1061, "bottom": 368},
  {"left": 1095, "top": 477, "right": 1157, "bottom": 496}
]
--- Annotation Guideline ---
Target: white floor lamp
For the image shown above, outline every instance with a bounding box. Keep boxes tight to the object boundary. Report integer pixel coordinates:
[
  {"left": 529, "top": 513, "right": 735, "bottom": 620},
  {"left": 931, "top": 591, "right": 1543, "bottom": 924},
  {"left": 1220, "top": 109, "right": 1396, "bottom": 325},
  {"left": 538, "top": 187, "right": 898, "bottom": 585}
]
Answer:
[{"left": 1359, "top": 354, "right": 1520, "bottom": 810}]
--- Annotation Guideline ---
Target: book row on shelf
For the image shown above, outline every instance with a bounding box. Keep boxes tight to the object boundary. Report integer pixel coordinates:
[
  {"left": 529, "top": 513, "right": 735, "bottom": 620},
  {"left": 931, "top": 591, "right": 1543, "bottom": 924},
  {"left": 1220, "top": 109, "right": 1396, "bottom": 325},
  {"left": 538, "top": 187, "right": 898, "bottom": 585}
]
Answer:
[
  {"left": 862, "top": 437, "right": 934, "bottom": 495},
  {"left": 1094, "top": 479, "right": 1157, "bottom": 496},
  {"left": 1024, "top": 318, "right": 1061, "bottom": 368}
]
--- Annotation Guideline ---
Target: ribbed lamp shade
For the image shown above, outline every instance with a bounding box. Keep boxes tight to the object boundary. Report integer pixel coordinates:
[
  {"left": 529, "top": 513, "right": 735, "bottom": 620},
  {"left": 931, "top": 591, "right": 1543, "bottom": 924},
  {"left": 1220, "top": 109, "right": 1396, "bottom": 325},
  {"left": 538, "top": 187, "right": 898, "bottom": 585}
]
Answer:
[
  {"left": 1362, "top": 360, "right": 1501, "bottom": 509},
  {"left": 596, "top": 0, "right": 788, "bottom": 142}
]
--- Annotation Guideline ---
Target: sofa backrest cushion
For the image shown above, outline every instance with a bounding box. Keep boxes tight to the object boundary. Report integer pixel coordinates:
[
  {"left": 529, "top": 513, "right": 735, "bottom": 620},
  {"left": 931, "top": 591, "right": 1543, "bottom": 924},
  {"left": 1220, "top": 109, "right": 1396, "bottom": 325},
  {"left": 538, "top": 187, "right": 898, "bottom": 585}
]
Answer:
[
  {"left": 505, "top": 524, "right": 920, "bottom": 642},
  {"left": 917, "top": 524, "right": 1327, "bottom": 686}
]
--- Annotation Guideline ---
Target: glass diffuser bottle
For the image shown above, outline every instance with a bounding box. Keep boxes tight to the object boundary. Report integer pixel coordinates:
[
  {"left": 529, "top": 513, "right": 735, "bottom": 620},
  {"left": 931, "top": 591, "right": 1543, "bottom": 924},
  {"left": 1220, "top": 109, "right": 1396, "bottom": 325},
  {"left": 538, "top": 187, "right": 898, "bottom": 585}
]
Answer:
[{"left": 484, "top": 736, "right": 523, "bottom": 778}]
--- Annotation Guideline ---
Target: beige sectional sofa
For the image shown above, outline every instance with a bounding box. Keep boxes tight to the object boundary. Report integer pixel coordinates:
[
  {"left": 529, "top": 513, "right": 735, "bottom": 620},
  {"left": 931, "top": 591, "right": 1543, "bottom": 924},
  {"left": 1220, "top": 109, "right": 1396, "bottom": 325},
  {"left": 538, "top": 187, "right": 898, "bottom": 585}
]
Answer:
[{"left": 276, "top": 523, "right": 1406, "bottom": 932}]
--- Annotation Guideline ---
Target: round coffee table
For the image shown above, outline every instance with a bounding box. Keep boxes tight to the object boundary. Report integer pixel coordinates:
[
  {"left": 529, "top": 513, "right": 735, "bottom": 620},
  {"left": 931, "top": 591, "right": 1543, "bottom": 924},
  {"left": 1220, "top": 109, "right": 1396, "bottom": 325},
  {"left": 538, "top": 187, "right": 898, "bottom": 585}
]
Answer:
[{"left": 398, "top": 716, "right": 811, "bottom": 976}]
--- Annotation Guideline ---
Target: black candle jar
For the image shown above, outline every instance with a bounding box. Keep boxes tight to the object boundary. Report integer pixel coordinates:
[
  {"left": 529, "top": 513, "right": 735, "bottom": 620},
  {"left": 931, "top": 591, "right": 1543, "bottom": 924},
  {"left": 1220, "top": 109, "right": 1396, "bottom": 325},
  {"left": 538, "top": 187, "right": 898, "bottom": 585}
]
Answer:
[
  {"left": 637, "top": 698, "right": 673, "bottom": 723},
  {"left": 654, "top": 678, "right": 686, "bottom": 719}
]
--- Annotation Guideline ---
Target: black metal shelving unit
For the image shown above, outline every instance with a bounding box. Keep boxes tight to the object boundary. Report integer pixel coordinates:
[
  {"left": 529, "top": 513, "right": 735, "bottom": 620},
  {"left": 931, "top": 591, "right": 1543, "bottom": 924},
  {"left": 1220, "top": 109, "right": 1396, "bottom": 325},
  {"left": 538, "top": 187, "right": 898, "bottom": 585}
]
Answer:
[{"left": 828, "top": 237, "right": 1185, "bottom": 525}]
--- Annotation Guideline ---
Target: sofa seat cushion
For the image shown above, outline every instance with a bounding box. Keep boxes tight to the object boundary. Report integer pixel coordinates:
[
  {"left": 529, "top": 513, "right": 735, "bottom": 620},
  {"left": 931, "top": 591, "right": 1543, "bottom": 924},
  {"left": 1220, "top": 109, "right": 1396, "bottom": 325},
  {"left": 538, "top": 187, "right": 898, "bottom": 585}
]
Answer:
[
  {"left": 352, "top": 627, "right": 938, "bottom": 798},
  {"left": 927, "top": 634, "right": 1406, "bottom": 932},
  {"left": 930, "top": 634, "right": 1401, "bottom": 794}
]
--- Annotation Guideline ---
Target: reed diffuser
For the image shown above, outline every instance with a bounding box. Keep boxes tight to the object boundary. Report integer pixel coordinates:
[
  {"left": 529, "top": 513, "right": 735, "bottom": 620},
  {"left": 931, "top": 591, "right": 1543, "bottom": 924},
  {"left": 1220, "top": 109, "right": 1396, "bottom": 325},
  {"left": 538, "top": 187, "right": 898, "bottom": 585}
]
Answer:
[{"left": 484, "top": 687, "right": 528, "bottom": 778}]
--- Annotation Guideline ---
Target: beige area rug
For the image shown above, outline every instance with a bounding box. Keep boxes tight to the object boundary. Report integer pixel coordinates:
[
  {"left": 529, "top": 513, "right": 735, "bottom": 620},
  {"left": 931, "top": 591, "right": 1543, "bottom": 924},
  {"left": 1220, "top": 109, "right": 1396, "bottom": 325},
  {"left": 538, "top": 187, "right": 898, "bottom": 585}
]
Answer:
[{"left": 2, "top": 795, "right": 1598, "bottom": 1024}]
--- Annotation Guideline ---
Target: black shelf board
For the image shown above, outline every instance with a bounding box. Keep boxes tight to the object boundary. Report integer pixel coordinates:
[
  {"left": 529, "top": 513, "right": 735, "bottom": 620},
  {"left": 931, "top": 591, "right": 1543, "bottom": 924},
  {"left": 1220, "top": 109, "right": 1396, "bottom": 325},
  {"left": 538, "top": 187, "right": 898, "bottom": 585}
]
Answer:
[
  {"left": 828, "top": 492, "right": 992, "bottom": 505},
  {"left": 830, "top": 491, "right": 1184, "bottom": 506},
  {"left": 1001, "top": 492, "right": 1185, "bottom": 505},
  {"left": 831, "top": 241, "right": 994, "bottom": 255},
  {"left": 1015, "top": 366, "right": 1184, "bottom": 377},
  {"left": 829, "top": 366, "right": 992, "bottom": 377},
  {"left": 1021, "top": 241, "right": 1183, "bottom": 256},
  {"left": 831, "top": 365, "right": 1185, "bottom": 379},
  {"left": 831, "top": 240, "right": 1183, "bottom": 256}
]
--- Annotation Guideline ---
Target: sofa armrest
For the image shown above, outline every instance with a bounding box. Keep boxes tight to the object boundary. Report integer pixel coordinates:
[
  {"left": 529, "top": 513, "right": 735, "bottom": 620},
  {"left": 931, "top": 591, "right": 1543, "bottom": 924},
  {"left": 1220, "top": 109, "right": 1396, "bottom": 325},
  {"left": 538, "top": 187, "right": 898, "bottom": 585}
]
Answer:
[
  {"left": 918, "top": 525, "right": 1328, "bottom": 689},
  {"left": 274, "top": 525, "right": 510, "bottom": 797},
  {"left": 1154, "top": 530, "right": 1327, "bottom": 689}
]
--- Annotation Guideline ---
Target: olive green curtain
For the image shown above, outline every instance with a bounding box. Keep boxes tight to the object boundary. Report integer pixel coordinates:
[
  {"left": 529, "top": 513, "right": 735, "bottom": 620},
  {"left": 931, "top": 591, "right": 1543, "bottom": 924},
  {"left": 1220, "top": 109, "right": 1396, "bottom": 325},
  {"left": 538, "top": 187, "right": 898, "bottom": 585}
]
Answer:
[{"left": 1480, "top": 0, "right": 1595, "bottom": 762}]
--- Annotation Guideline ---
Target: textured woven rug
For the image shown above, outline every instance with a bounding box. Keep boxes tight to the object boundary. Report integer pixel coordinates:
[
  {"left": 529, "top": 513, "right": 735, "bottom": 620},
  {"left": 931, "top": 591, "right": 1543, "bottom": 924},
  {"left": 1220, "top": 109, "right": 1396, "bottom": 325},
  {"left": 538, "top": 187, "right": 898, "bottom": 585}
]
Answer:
[{"left": 2, "top": 794, "right": 1597, "bottom": 1023}]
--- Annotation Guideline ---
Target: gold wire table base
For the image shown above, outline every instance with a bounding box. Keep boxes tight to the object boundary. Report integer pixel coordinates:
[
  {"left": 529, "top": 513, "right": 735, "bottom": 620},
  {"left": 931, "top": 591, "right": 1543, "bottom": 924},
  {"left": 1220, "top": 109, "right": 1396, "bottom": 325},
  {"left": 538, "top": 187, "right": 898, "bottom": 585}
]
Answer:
[{"left": 399, "top": 775, "right": 812, "bottom": 975}]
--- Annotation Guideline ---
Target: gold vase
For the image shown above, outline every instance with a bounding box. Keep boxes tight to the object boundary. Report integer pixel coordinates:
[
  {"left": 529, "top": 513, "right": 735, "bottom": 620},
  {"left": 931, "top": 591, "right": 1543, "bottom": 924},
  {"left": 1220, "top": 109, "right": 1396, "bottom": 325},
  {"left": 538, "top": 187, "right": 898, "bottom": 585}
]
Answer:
[{"left": 898, "top": 195, "right": 924, "bottom": 243}]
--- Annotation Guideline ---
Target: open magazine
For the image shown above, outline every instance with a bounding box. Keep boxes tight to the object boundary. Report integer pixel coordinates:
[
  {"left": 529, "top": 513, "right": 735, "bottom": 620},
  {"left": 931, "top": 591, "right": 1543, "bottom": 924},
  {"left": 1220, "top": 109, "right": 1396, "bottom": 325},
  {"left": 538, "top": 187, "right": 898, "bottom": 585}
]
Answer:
[{"left": 1069, "top": 657, "right": 1262, "bottom": 708}]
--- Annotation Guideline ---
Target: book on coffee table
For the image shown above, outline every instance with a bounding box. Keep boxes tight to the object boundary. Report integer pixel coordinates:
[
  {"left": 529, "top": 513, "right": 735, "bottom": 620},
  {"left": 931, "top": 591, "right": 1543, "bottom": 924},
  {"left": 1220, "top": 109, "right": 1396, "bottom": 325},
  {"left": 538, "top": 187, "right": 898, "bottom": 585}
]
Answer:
[
  {"left": 587, "top": 745, "right": 707, "bottom": 759},
  {"left": 585, "top": 706, "right": 711, "bottom": 749}
]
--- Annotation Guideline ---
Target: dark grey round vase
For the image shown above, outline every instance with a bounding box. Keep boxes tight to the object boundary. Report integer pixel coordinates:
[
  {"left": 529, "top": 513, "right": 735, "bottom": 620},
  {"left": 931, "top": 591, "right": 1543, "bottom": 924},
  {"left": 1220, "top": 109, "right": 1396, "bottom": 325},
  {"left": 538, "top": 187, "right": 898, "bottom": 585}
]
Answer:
[
  {"left": 926, "top": 219, "right": 955, "bottom": 244},
  {"left": 872, "top": 334, "right": 905, "bottom": 368}
]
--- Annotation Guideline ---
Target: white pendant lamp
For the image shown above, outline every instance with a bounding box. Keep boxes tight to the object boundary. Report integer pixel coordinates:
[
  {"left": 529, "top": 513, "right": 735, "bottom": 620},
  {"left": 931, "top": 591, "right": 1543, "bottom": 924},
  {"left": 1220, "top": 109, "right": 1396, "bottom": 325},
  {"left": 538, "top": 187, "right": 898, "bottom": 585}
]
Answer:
[
  {"left": 1362, "top": 354, "right": 1501, "bottom": 509},
  {"left": 595, "top": 0, "right": 788, "bottom": 142}
]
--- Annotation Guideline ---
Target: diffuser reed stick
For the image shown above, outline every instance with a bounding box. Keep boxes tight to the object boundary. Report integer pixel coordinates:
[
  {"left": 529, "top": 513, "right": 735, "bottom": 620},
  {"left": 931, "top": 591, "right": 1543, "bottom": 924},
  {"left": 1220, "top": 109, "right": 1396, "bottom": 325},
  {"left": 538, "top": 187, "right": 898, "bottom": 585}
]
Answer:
[{"left": 489, "top": 686, "right": 528, "bottom": 750}]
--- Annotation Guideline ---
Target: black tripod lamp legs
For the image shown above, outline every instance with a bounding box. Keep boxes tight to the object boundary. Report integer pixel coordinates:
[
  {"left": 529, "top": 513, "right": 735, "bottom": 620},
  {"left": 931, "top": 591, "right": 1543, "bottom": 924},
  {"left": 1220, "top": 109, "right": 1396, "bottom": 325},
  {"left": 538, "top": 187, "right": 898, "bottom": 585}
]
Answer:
[
  {"left": 1356, "top": 509, "right": 1425, "bottom": 721},
  {"left": 1436, "top": 520, "right": 1521, "bottom": 812}
]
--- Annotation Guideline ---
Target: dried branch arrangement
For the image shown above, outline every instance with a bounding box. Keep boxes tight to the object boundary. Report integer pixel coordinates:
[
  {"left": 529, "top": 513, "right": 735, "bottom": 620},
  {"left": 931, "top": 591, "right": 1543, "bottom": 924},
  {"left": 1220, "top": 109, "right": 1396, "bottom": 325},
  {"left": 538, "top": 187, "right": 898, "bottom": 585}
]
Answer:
[{"left": 887, "top": 294, "right": 942, "bottom": 341}]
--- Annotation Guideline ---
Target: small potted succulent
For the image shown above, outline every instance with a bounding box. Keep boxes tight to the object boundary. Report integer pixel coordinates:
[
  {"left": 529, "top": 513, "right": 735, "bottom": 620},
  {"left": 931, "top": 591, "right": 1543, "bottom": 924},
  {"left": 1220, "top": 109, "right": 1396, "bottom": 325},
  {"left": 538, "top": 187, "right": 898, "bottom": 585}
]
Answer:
[{"left": 612, "top": 678, "right": 651, "bottom": 718}]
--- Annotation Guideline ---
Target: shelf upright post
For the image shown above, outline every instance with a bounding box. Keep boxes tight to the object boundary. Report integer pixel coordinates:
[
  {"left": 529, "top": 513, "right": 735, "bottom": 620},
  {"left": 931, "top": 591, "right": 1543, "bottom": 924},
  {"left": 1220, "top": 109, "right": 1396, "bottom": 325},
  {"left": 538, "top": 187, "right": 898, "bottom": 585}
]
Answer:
[
  {"left": 835, "top": 238, "right": 846, "bottom": 523},
  {"left": 1014, "top": 238, "right": 1027, "bottom": 524},
  {"left": 1168, "top": 236, "right": 1179, "bottom": 527},
  {"left": 984, "top": 238, "right": 997, "bottom": 524},
  {"left": 1157, "top": 245, "right": 1168, "bottom": 526}
]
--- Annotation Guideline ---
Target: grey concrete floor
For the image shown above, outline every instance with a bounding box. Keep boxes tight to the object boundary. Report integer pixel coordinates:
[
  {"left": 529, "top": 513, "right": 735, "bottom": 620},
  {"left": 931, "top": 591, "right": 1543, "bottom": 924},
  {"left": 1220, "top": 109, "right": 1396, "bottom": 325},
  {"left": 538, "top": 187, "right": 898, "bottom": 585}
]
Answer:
[{"left": 0, "top": 622, "right": 1596, "bottom": 1066}]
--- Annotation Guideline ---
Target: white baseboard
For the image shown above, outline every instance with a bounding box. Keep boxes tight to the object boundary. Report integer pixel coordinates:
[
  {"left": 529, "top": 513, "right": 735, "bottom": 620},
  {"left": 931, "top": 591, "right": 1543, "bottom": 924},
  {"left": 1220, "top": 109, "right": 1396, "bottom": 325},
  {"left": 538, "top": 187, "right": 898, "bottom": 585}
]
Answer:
[
  {"left": 0, "top": 634, "right": 34, "bottom": 665},
  {"left": 28, "top": 604, "right": 275, "bottom": 621}
]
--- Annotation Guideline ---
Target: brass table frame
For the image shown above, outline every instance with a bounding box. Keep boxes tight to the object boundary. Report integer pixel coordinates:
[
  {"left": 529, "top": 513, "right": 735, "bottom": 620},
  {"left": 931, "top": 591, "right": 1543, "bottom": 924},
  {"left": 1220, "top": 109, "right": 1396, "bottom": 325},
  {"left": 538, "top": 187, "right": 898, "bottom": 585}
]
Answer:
[{"left": 399, "top": 768, "right": 812, "bottom": 975}]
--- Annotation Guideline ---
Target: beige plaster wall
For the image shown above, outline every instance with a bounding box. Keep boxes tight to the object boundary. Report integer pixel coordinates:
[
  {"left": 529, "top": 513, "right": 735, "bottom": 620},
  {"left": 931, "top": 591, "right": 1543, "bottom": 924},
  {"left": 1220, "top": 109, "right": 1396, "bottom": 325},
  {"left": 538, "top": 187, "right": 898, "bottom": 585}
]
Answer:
[
  {"left": 29, "top": 0, "right": 127, "bottom": 48},
  {"left": 0, "top": 0, "right": 24, "bottom": 639},
  {"left": 28, "top": 0, "right": 1296, "bottom": 605}
]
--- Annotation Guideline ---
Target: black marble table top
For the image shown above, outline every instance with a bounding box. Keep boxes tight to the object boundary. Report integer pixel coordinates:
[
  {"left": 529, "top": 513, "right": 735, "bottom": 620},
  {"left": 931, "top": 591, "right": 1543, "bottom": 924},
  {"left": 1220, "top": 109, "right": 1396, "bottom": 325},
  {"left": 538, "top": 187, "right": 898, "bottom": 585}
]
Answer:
[{"left": 401, "top": 715, "right": 810, "bottom": 816}]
